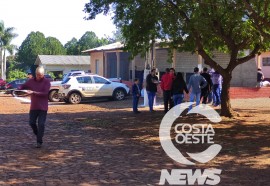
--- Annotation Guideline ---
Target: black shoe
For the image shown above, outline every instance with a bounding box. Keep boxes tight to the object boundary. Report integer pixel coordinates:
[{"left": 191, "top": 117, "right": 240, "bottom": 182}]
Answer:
[
  {"left": 36, "top": 143, "right": 42, "bottom": 148},
  {"left": 134, "top": 111, "right": 141, "bottom": 114}
]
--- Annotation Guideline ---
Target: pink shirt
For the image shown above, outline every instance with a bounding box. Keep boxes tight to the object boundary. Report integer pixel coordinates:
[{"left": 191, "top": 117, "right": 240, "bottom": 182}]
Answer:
[{"left": 20, "top": 78, "right": 51, "bottom": 111}]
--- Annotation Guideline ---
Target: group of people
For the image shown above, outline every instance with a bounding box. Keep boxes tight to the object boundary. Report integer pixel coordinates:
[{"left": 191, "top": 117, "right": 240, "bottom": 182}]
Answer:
[{"left": 132, "top": 67, "right": 223, "bottom": 113}]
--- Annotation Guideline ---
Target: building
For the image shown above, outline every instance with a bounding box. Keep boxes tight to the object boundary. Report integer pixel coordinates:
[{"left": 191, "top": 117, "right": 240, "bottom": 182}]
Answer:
[
  {"left": 256, "top": 52, "right": 270, "bottom": 81},
  {"left": 83, "top": 42, "right": 257, "bottom": 87},
  {"left": 34, "top": 55, "right": 91, "bottom": 78}
]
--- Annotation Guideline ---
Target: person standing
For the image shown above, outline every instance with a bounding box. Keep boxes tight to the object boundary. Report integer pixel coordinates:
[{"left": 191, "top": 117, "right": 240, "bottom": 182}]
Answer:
[
  {"left": 20, "top": 66, "right": 51, "bottom": 148},
  {"left": 27, "top": 72, "right": 33, "bottom": 79},
  {"left": 200, "top": 67, "right": 213, "bottom": 104},
  {"left": 187, "top": 67, "right": 207, "bottom": 110},
  {"left": 257, "top": 68, "right": 264, "bottom": 87},
  {"left": 212, "top": 71, "right": 222, "bottom": 107},
  {"left": 146, "top": 68, "right": 159, "bottom": 112},
  {"left": 171, "top": 72, "right": 189, "bottom": 106},
  {"left": 160, "top": 68, "right": 174, "bottom": 113},
  {"left": 132, "top": 78, "right": 141, "bottom": 114}
]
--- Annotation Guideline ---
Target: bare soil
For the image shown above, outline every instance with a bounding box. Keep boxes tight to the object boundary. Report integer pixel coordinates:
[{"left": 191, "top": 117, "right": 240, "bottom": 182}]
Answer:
[{"left": 0, "top": 93, "right": 269, "bottom": 185}]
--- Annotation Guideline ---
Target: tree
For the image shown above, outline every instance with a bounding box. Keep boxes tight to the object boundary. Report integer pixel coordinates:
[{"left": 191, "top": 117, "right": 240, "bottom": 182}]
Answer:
[
  {"left": 84, "top": 0, "right": 270, "bottom": 117},
  {"left": 17, "top": 31, "right": 66, "bottom": 70},
  {"left": 0, "top": 20, "right": 17, "bottom": 80},
  {"left": 17, "top": 31, "right": 47, "bottom": 69},
  {"left": 65, "top": 38, "right": 80, "bottom": 55},
  {"left": 77, "top": 31, "right": 101, "bottom": 52},
  {"left": 45, "top": 37, "right": 66, "bottom": 55},
  {"left": 243, "top": 0, "right": 270, "bottom": 40}
]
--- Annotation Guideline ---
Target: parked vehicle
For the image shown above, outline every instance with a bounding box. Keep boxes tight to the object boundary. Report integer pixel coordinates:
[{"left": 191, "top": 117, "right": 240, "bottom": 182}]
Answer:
[
  {"left": 58, "top": 74, "right": 130, "bottom": 104},
  {"left": 48, "top": 71, "right": 87, "bottom": 102},
  {"left": 108, "top": 77, "right": 122, "bottom": 83},
  {"left": 44, "top": 74, "right": 54, "bottom": 82},
  {"left": 0, "top": 78, "right": 6, "bottom": 90},
  {"left": 5, "top": 79, "right": 28, "bottom": 95}
]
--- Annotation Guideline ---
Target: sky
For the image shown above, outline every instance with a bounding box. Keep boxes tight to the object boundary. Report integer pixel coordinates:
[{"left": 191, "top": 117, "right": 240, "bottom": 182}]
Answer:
[{"left": 0, "top": 0, "right": 116, "bottom": 47}]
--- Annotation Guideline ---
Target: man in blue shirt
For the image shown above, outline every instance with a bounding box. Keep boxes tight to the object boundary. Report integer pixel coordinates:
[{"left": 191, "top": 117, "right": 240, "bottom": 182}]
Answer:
[{"left": 187, "top": 67, "right": 207, "bottom": 111}]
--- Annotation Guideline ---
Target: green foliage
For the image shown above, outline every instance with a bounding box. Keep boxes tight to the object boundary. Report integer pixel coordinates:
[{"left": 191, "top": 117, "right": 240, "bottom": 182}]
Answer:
[
  {"left": 65, "top": 32, "right": 111, "bottom": 55},
  {"left": 46, "top": 71, "right": 56, "bottom": 80},
  {"left": 84, "top": 0, "right": 270, "bottom": 71},
  {"left": 65, "top": 38, "right": 80, "bottom": 55},
  {"left": 77, "top": 31, "right": 101, "bottom": 52},
  {"left": 45, "top": 37, "right": 66, "bottom": 55},
  {"left": 6, "top": 69, "right": 27, "bottom": 82},
  {"left": 17, "top": 31, "right": 66, "bottom": 70}
]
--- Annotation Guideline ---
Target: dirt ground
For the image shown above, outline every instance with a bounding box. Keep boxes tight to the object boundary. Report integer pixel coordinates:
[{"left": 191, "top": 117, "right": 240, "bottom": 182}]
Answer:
[{"left": 0, "top": 93, "right": 270, "bottom": 186}]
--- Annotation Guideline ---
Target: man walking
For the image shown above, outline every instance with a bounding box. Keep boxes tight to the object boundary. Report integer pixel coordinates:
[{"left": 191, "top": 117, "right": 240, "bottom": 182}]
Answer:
[
  {"left": 200, "top": 67, "right": 213, "bottom": 104},
  {"left": 20, "top": 66, "right": 51, "bottom": 148},
  {"left": 187, "top": 67, "right": 207, "bottom": 111}
]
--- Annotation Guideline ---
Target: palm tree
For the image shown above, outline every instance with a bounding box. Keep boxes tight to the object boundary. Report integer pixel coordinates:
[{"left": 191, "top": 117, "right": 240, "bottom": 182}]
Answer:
[{"left": 0, "top": 20, "right": 17, "bottom": 80}]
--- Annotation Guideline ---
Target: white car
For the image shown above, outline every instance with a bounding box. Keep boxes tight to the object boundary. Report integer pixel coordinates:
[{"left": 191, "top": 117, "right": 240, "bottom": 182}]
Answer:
[
  {"left": 58, "top": 74, "right": 130, "bottom": 104},
  {"left": 49, "top": 71, "right": 88, "bottom": 102}
]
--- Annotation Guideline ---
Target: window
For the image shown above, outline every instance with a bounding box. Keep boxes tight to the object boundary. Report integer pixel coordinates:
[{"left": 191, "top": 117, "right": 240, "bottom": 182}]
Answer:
[
  {"left": 62, "top": 77, "right": 71, "bottom": 84},
  {"left": 76, "top": 76, "right": 92, "bottom": 84},
  {"left": 262, "top": 57, "right": 270, "bottom": 66},
  {"left": 95, "top": 60, "right": 99, "bottom": 74},
  {"left": 93, "top": 76, "right": 108, "bottom": 84}
]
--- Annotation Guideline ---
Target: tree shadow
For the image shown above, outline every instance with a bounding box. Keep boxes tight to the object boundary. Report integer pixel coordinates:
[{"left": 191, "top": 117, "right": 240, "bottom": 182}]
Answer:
[{"left": 0, "top": 105, "right": 269, "bottom": 185}]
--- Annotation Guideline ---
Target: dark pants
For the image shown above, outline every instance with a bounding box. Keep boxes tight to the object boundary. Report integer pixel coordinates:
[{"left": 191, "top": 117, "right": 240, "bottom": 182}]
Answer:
[
  {"left": 29, "top": 110, "right": 47, "bottom": 144},
  {"left": 213, "top": 84, "right": 221, "bottom": 106},
  {"left": 200, "top": 89, "right": 209, "bottom": 104},
  {"left": 163, "top": 90, "right": 173, "bottom": 113},
  {"left": 132, "top": 96, "right": 140, "bottom": 112},
  {"left": 147, "top": 91, "right": 156, "bottom": 111}
]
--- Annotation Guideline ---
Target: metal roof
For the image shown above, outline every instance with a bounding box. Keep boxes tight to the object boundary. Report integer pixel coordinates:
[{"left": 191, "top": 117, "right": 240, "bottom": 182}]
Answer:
[
  {"left": 35, "top": 55, "right": 90, "bottom": 65},
  {"left": 82, "top": 42, "right": 124, "bottom": 53}
]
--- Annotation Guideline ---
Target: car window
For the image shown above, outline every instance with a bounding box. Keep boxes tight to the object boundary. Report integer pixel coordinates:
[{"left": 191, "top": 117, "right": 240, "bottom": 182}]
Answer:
[
  {"left": 71, "top": 73, "right": 82, "bottom": 76},
  {"left": 93, "top": 76, "right": 109, "bottom": 84},
  {"left": 62, "top": 77, "right": 70, "bottom": 84},
  {"left": 17, "top": 79, "right": 26, "bottom": 84},
  {"left": 76, "top": 76, "right": 92, "bottom": 84},
  {"left": 21, "top": 79, "right": 27, "bottom": 84}
]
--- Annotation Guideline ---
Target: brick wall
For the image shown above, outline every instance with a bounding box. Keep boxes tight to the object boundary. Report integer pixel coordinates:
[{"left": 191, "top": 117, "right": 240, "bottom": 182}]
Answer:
[{"left": 229, "top": 87, "right": 270, "bottom": 99}]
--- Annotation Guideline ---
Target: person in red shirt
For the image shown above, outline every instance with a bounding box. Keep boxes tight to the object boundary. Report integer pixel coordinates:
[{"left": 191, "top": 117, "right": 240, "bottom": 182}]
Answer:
[
  {"left": 160, "top": 68, "right": 175, "bottom": 113},
  {"left": 20, "top": 66, "right": 51, "bottom": 148}
]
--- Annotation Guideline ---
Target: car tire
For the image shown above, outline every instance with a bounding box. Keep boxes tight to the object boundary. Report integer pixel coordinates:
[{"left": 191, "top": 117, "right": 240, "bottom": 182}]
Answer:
[
  {"left": 113, "top": 88, "right": 126, "bottom": 101},
  {"left": 68, "top": 92, "right": 82, "bottom": 104},
  {"left": 48, "top": 90, "right": 60, "bottom": 102},
  {"left": 63, "top": 98, "right": 70, "bottom": 103},
  {"left": 11, "top": 90, "right": 15, "bottom": 97}
]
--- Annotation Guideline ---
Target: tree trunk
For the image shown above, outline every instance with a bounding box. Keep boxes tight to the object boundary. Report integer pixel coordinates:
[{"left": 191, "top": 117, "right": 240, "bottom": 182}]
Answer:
[
  {"left": 3, "top": 50, "right": 6, "bottom": 80},
  {"left": 220, "top": 72, "right": 235, "bottom": 117},
  {"left": 0, "top": 48, "right": 3, "bottom": 79}
]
